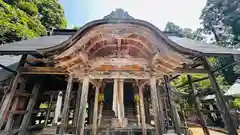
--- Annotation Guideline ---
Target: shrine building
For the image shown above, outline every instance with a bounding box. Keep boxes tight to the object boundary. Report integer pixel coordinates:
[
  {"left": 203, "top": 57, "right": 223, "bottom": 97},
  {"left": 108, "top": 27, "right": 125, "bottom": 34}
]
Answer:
[{"left": 0, "top": 9, "right": 239, "bottom": 135}]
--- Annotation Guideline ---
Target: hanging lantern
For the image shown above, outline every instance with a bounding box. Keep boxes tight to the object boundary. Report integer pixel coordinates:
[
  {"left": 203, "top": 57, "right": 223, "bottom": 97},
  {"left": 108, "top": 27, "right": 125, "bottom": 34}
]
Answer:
[
  {"left": 98, "top": 93, "right": 104, "bottom": 102},
  {"left": 134, "top": 94, "right": 139, "bottom": 102}
]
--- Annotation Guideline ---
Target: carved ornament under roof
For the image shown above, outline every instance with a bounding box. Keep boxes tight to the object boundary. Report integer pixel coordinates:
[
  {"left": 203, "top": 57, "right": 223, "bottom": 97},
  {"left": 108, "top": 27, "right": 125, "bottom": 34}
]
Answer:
[{"left": 54, "top": 22, "right": 193, "bottom": 79}]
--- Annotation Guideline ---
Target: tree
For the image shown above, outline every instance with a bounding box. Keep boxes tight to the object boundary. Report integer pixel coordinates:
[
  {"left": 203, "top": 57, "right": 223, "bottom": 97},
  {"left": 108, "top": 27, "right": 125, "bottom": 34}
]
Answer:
[
  {"left": 165, "top": 22, "right": 206, "bottom": 41},
  {"left": 165, "top": 22, "right": 226, "bottom": 92},
  {"left": 0, "top": 0, "right": 46, "bottom": 44},
  {"left": 222, "top": 0, "right": 240, "bottom": 44},
  {"left": 200, "top": 0, "right": 239, "bottom": 85},
  {"left": 0, "top": 0, "right": 67, "bottom": 44},
  {"left": 73, "top": 26, "right": 81, "bottom": 30},
  {"left": 36, "top": 0, "right": 67, "bottom": 30}
]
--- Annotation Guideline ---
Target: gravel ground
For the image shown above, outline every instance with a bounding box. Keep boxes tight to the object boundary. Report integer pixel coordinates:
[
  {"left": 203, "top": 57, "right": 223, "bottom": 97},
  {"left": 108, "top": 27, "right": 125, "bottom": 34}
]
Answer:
[{"left": 190, "top": 128, "right": 226, "bottom": 135}]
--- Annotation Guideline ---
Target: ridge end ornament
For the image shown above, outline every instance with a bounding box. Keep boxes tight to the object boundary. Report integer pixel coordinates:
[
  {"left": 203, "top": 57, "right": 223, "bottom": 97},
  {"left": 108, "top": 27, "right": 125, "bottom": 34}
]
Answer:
[{"left": 103, "top": 8, "right": 134, "bottom": 20}]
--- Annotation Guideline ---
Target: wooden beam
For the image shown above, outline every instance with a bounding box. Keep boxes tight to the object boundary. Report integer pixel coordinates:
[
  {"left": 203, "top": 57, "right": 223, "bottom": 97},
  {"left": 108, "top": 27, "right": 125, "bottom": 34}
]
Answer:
[
  {"left": 76, "top": 78, "right": 90, "bottom": 135},
  {"left": 202, "top": 57, "right": 238, "bottom": 135},
  {"left": 170, "top": 74, "right": 180, "bottom": 81},
  {"left": 9, "top": 110, "right": 26, "bottom": 115},
  {"left": 177, "top": 76, "right": 209, "bottom": 88},
  {"left": 138, "top": 86, "right": 147, "bottom": 135},
  {"left": 0, "top": 54, "right": 27, "bottom": 108},
  {"left": 187, "top": 75, "right": 210, "bottom": 135},
  {"left": 149, "top": 77, "right": 162, "bottom": 135},
  {"left": 175, "top": 68, "right": 208, "bottom": 74},
  {"left": 170, "top": 62, "right": 204, "bottom": 81},
  {"left": 164, "top": 75, "right": 181, "bottom": 135},
  {"left": 0, "top": 74, "right": 20, "bottom": 129},
  {"left": 213, "top": 60, "right": 239, "bottom": 73},
  {"left": 44, "top": 93, "right": 54, "bottom": 127},
  {"left": 19, "top": 83, "right": 40, "bottom": 135},
  {"left": 151, "top": 52, "right": 159, "bottom": 66},
  {"left": 156, "top": 85, "right": 167, "bottom": 133},
  {"left": 73, "top": 82, "right": 82, "bottom": 130},
  {"left": 0, "top": 64, "right": 17, "bottom": 74},
  {"left": 25, "top": 58, "right": 53, "bottom": 63},
  {"left": 97, "top": 84, "right": 105, "bottom": 126},
  {"left": 59, "top": 76, "right": 73, "bottom": 135},
  {"left": 4, "top": 82, "right": 26, "bottom": 132},
  {"left": 4, "top": 97, "right": 20, "bottom": 132},
  {"left": 15, "top": 91, "right": 32, "bottom": 97},
  {"left": 17, "top": 54, "right": 28, "bottom": 69},
  {"left": 18, "top": 67, "right": 67, "bottom": 75}
]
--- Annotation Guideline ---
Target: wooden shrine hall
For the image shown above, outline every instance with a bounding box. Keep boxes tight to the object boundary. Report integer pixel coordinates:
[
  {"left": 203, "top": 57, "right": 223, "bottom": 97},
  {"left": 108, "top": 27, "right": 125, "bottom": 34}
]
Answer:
[{"left": 0, "top": 9, "right": 240, "bottom": 135}]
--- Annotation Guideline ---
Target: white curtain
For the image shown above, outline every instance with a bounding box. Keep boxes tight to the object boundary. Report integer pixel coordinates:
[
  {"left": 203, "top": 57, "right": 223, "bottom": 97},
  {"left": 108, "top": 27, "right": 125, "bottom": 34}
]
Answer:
[
  {"left": 52, "top": 91, "right": 63, "bottom": 124},
  {"left": 112, "top": 79, "right": 125, "bottom": 126},
  {"left": 112, "top": 79, "right": 118, "bottom": 117}
]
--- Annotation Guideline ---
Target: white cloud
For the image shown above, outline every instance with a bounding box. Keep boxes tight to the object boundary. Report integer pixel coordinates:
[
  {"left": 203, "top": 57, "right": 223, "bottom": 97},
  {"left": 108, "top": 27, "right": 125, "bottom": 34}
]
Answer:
[{"left": 87, "top": 0, "right": 207, "bottom": 30}]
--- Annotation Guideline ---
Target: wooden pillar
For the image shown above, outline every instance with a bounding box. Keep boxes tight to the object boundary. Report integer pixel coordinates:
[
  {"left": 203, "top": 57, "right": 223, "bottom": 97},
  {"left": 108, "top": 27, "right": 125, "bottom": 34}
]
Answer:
[
  {"left": 0, "top": 54, "right": 27, "bottom": 108},
  {"left": 143, "top": 86, "right": 151, "bottom": 124},
  {"left": 203, "top": 58, "right": 238, "bottom": 135},
  {"left": 44, "top": 93, "right": 54, "bottom": 127},
  {"left": 4, "top": 80, "right": 25, "bottom": 132},
  {"left": 98, "top": 102, "right": 103, "bottom": 126},
  {"left": 156, "top": 84, "right": 167, "bottom": 133},
  {"left": 18, "top": 83, "right": 40, "bottom": 135},
  {"left": 92, "top": 85, "right": 100, "bottom": 135},
  {"left": 98, "top": 84, "right": 105, "bottom": 126},
  {"left": 150, "top": 77, "right": 162, "bottom": 135},
  {"left": 76, "top": 78, "right": 90, "bottom": 135},
  {"left": 59, "top": 76, "right": 73, "bottom": 135},
  {"left": 134, "top": 83, "right": 141, "bottom": 126},
  {"left": 4, "top": 97, "right": 19, "bottom": 132},
  {"left": 187, "top": 75, "right": 210, "bottom": 135},
  {"left": 139, "top": 86, "right": 147, "bottom": 135},
  {"left": 0, "top": 73, "right": 20, "bottom": 129},
  {"left": 73, "top": 82, "right": 82, "bottom": 129},
  {"left": 164, "top": 75, "right": 181, "bottom": 135},
  {"left": 88, "top": 97, "right": 94, "bottom": 124},
  {"left": 135, "top": 97, "right": 141, "bottom": 126}
]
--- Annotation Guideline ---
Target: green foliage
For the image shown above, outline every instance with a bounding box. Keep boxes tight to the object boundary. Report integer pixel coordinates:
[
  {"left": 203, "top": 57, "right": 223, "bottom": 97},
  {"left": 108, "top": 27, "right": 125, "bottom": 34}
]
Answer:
[
  {"left": 0, "top": 0, "right": 46, "bottom": 44},
  {"left": 0, "top": 0, "right": 67, "bottom": 44},
  {"left": 17, "top": 1, "right": 38, "bottom": 16},
  {"left": 165, "top": 22, "right": 206, "bottom": 41},
  {"left": 200, "top": 0, "right": 239, "bottom": 85},
  {"left": 165, "top": 21, "right": 229, "bottom": 108},
  {"left": 36, "top": 0, "right": 67, "bottom": 30},
  {"left": 73, "top": 25, "right": 81, "bottom": 30},
  {"left": 171, "top": 73, "right": 226, "bottom": 93},
  {"left": 233, "top": 97, "right": 240, "bottom": 108},
  {"left": 222, "top": 0, "right": 240, "bottom": 40},
  {"left": 200, "top": 0, "right": 240, "bottom": 47},
  {"left": 215, "top": 56, "right": 237, "bottom": 85},
  {"left": 39, "top": 103, "right": 48, "bottom": 109}
]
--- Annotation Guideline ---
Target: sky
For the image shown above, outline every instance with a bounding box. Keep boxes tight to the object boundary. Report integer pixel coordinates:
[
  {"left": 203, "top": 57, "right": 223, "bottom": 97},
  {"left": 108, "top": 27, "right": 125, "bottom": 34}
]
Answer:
[{"left": 59, "top": 0, "right": 207, "bottom": 30}]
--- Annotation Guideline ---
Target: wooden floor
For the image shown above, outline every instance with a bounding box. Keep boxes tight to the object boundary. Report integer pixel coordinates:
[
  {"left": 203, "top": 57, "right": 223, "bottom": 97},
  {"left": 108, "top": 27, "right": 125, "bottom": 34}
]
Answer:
[{"left": 190, "top": 128, "right": 226, "bottom": 135}]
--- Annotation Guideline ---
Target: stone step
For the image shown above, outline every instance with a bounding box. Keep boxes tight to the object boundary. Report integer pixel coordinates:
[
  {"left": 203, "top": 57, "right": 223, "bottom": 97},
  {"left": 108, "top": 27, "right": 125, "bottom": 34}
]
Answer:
[
  {"left": 41, "top": 126, "right": 58, "bottom": 135},
  {"left": 102, "top": 110, "right": 135, "bottom": 113},
  {"left": 102, "top": 112, "right": 136, "bottom": 116}
]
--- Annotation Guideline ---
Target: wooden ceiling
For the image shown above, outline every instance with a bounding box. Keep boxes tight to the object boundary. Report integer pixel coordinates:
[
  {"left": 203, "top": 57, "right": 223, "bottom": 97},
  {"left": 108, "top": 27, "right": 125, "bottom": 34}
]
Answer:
[{"left": 54, "top": 24, "right": 193, "bottom": 79}]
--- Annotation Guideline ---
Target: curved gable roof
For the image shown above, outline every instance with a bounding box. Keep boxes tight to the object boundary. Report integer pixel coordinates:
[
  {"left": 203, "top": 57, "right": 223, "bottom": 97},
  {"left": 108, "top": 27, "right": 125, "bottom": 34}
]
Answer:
[{"left": 0, "top": 9, "right": 240, "bottom": 56}]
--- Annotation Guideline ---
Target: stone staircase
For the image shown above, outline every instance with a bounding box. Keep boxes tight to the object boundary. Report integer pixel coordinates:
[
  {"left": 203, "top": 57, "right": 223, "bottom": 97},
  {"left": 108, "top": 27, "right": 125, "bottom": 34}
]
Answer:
[
  {"left": 100, "top": 107, "right": 137, "bottom": 126},
  {"left": 97, "top": 106, "right": 138, "bottom": 134},
  {"left": 39, "top": 125, "right": 58, "bottom": 135}
]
